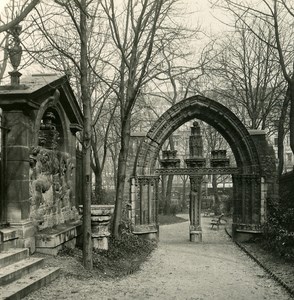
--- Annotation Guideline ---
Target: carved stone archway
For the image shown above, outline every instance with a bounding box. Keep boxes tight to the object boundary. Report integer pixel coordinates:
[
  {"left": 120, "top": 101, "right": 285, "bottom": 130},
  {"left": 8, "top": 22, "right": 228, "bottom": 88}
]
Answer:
[{"left": 130, "top": 95, "right": 277, "bottom": 241}]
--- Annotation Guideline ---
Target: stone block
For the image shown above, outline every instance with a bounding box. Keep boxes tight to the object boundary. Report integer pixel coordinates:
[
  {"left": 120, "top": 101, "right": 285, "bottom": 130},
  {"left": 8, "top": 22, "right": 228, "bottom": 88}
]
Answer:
[
  {"left": 9, "top": 221, "right": 36, "bottom": 239},
  {"left": 6, "top": 161, "right": 29, "bottom": 181},
  {"left": 23, "top": 236, "right": 36, "bottom": 254},
  {"left": 6, "top": 146, "right": 30, "bottom": 162},
  {"left": 35, "top": 223, "right": 80, "bottom": 248},
  {"left": 36, "top": 238, "right": 76, "bottom": 256},
  {"left": 92, "top": 237, "right": 108, "bottom": 250},
  {"left": 0, "top": 228, "right": 19, "bottom": 242},
  {"left": 5, "top": 112, "right": 31, "bottom": 146},
  {"left": 7, "top": 200, "right": 31, "bottom": 222},
  {"left": 190, "top": 232, "right": 202, "bottom": 243},
  {"left": 0, "top": 239, "right": 18, "bottom": 252},
  {"left": 6, "top": 203, "right": 22, "bottom": 222},
  {"left": 6, "top": 179, "right": 30, "bottom": 202}
]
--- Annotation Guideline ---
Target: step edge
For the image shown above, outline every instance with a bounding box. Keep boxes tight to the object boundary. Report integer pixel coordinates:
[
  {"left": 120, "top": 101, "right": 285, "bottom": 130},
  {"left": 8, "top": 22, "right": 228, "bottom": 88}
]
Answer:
[
  {"left": 0, "top": 258, "right": 44, "bottom": 285},
  {"left": 0, "top": 267, "right": 60, "bottom": 300}
]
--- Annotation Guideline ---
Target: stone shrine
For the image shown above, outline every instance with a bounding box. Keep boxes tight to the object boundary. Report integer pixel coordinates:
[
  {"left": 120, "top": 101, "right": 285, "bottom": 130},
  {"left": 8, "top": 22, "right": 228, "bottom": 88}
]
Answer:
[{"left": 0, "top": 74, "right": 83, "bottom": 253}]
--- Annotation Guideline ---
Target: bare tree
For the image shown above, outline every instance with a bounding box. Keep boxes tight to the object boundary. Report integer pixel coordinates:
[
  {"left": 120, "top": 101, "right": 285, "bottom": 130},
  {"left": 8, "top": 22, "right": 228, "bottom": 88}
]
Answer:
[
  {"left": 99, "top": 0, "right": 203, "bottom": 237},
  {"left": 0, "top": 0, "right": 39, "bottom": 33},
  {"left": 211, "top": 0, "right": 294, "bottom": 173},
  {"left": 207, "top": 22, "right": 286, "bottom": 130},
  {"left": 202, "top": 124, "right": 232, "bottom": 215}
]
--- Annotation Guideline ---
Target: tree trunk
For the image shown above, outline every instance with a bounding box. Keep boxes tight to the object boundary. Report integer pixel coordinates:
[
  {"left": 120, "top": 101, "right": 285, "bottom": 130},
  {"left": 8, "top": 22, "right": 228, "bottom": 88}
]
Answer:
[
  {"left": 161, "top": 175, "right": 167, "bottom": 214},
  {"left": 278, "top": 85, "right": 291, "bottom": 176},
  {"left": 80, "top": 0, "right": 92, "bottom": 270},
  {"left": 181, "top": 176, "right": 187, "bottom": 212},
  {"left": 112, "top": 116, "right": 131, "bottom": 238},
  {"left": 164, "top": 136, "right": 174, "bottom": 215},
  {"left": 289, "top": 80, "right": 294, "bottom": 155},
  {"left": 212, "top": 175, "right": 221, "bottom": 215},
  {"left": 94, "top": 169, "right": 104, "bottom": 204},
  {"left": 165, "top": 175, "right": 173, "bottom": 215}
]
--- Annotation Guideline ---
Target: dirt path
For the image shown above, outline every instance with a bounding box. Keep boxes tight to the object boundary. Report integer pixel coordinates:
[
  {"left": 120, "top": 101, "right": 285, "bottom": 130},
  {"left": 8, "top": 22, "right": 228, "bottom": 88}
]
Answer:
[{"left": 25, "top": 216, "right": 292, "bottom": 300}]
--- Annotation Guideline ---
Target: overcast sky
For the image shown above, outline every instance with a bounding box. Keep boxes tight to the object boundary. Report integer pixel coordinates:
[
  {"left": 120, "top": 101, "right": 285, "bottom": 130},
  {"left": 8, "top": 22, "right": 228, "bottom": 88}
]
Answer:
[{"left": 0, "top": 0, "right": 228, "bottom": 34}]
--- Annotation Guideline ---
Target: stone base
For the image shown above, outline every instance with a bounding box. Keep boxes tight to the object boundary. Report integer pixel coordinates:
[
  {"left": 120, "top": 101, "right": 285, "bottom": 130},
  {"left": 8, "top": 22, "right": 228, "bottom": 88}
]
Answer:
[
  {"left": 232, "top": 223, "right": 263, "bottom": 242},
  {"left": 0, "top": 228, "right": 20, "bottom": 252},
  {"left": 35, "top": 221, "right": 82, "bottom": 256},
  {"left": 133, "top": 224, "right": 159, "bottom": 241},
  {"left": 233, "top": 230, "right": 262, "bottom": 242},
  {"left": 135, "top": 231, "right": 159, "bottom": 242},
  {"left": 92, "top": 237, "right": 108, "bottom": 250},
  {"left": 190, "top": 231, "right": 202, "bottom": 242},
  {"left": 1, "top": 221, "right": 36, "bottom": 253},
  {"left": 36, "top": 238, "right": 77, "bottom": 256}
]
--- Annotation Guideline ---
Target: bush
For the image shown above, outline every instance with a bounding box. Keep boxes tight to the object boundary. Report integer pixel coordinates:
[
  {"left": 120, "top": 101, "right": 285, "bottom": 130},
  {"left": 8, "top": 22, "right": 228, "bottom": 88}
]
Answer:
[
  {"left": 263, "top": 197, "right": 294, "bottom": 260},
  {"left": 96, "top": 220, "right": 157, "bottom": 260}
]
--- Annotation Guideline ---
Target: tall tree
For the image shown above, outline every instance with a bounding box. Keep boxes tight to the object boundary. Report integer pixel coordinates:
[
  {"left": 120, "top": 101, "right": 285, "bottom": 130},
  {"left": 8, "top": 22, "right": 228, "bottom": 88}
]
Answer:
[
  {"left": 211, "top": 0, "right": 294, "bottom": 173},
  {"left": 207, "top": 23, "right": 285, "bottom": 130},
  {"left": 27, "top": 0, "right": 97, "bottom": 269},
  {"left": 99, "top": 0, "right": 200, "bottom": 236}
]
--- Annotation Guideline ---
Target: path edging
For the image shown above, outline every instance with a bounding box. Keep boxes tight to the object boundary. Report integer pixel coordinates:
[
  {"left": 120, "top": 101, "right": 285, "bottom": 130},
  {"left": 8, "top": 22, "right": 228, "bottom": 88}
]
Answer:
[{"left": 225, "top": 227, "right": 294, "bottom": 298}]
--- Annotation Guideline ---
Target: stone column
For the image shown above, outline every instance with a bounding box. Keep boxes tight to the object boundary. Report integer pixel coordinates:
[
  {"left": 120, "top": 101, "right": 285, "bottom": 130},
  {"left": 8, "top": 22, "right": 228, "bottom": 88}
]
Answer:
[
  {"left": 4, "top": 111, "right": 31, "bottom": 222},
  {"left": 186, "top": 121, "right": 204, "bottom": 242},
  {"left": 189, "top": 176, "right": 202, "bottom": 242},
  {"left": 2, "top": 110, "right": 35, "bottom": 250},
  {"left": 89, "top": 205, "right": 114, "bottom": 251},
  {"left": 132, "top": 176, "right": 159, "bottom": 241}
]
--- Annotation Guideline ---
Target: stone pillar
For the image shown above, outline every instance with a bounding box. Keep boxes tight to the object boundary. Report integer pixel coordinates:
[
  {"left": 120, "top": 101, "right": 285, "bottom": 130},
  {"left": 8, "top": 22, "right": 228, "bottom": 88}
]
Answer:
[
  {"left": 2, "top": 110, "right": 36, "bottom": 251},
  {"left": 4, "top": 111, "right": 31, "bottom": 223},
  {"left": 189, "top": 176, "right": 202, "bottom": 242},
  {"left": 89, "top": 205, "right": 114, "bottom": 251},
  {"left": 232, "top": 173, "right": 262, "bottom": 242},
  {"left": 186, "top": 121, "right": 204, "bottom": 242},
  {"left": 136, "top": 176, "right": 159, "bottom": 226},
  {"left": 132, "top": 176, "right": 159, "bottom": 240}
]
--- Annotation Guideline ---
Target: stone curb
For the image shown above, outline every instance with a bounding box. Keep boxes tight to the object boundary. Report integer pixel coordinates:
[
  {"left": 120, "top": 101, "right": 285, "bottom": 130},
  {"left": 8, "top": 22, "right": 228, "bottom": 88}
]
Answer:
[{"left": 225, "top": 227, "right": 294, "bottom": 298}]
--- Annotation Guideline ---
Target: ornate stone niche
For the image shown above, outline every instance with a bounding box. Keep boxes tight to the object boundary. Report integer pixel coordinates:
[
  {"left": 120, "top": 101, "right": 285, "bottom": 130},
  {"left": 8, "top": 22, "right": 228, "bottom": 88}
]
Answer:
[
  {"left": 38, "top": 111, "right": 60, "bottom": 150},
  {"left": 29, "top": 107, "right": 79, "bottom": 230},
  {"left": 0, "top": 74, "right": 83, "bottom": 252}
]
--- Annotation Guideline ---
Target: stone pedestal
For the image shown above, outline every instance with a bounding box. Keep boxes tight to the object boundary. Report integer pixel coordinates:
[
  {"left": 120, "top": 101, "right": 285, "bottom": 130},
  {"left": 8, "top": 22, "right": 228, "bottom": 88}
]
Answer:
[
  {"left": 189, "top": 225, "right": 202, "bottom": 242},
  {"left": 189, "top": 176, "right": 202, "bottom": 242},
  {"left": 80, "top": 205, "right": 114, "bottom": 251}
]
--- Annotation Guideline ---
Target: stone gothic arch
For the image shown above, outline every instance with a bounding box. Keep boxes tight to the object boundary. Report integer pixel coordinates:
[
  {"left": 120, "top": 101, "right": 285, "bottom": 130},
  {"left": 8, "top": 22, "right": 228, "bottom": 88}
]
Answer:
[{"left": 130, "top": 95, "right": 277, "bottom": 241}]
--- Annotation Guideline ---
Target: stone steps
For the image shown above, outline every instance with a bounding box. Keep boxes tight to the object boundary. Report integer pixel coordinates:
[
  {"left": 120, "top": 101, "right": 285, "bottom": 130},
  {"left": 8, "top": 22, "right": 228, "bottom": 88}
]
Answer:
[
  {"left": 0, "top": 229, "right": 20, "bottom": 252},
  {"left": 0, "top": 249, "right": 28, "bottom": 268},
  {"left": 0, "top": 249, "right": 60, "bottom": 299},
  {"left": 0, "top": 257, "right": 44, "bottom": 285}
]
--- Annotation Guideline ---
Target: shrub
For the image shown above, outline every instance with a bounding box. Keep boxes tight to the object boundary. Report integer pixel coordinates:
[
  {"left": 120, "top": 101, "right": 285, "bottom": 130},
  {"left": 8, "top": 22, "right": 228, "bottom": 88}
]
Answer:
[{"left": 263, "top": 197, "right": 294, "bottom": 260}]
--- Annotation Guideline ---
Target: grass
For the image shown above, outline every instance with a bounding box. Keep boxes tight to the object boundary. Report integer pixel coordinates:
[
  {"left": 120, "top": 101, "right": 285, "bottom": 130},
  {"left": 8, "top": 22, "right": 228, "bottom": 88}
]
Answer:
[{"left": 158, "top": 214, "right": 187, "bottom": 225}]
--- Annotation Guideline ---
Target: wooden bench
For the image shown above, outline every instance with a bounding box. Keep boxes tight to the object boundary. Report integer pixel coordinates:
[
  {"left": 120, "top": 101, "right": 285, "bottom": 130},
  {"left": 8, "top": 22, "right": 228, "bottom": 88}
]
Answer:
[{"left": 210, "top": 214, "right": 225, "bottom": 230}]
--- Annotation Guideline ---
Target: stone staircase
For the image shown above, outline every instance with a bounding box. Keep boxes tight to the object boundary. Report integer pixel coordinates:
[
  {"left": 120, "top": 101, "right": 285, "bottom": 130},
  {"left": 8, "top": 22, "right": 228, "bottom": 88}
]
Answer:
[{"left": 0, "top": 248, "right": 60, "bottom": 300}]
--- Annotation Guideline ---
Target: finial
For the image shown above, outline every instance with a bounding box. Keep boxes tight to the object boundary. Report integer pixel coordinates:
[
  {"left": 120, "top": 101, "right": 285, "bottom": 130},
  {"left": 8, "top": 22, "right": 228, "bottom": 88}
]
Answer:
[{"left": 7, "top": 24, "right": 23, "bottom": 86}]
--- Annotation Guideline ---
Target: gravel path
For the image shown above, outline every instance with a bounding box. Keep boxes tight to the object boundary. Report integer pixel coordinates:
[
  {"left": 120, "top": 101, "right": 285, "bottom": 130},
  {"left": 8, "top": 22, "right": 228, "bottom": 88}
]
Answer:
[{"left": 25, "top": 216, "right": 293, "bottom": 300}]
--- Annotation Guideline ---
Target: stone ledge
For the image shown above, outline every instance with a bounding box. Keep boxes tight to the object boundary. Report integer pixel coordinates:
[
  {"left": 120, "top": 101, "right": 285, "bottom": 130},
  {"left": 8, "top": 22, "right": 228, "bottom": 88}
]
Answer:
[
  {"left": 35, "top": 221, "right": 82, "bottom": 250},
  {"left": 0, "top": 228, "right": 19, "bottom": 243}
]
